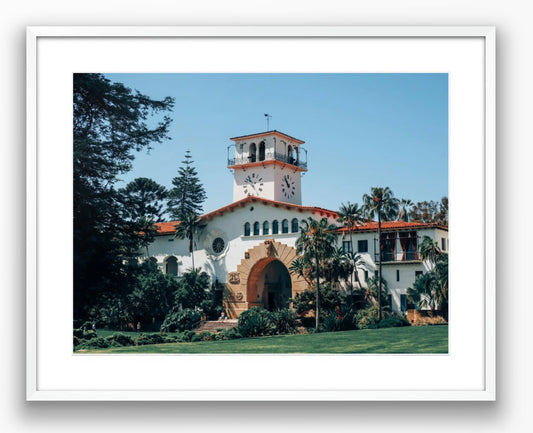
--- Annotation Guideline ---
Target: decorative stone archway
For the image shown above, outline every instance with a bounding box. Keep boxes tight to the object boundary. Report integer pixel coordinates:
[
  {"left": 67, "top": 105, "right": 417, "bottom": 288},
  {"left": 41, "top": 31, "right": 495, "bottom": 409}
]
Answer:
[{"left": 224, "top": 240, "right": 308, "bottom": 318}]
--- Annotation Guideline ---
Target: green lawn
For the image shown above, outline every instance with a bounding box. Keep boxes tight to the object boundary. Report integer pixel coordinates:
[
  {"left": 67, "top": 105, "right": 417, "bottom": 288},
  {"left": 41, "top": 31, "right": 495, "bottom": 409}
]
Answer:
[{"left": 82, "top": 325, "right": 448, "bottom": 354}]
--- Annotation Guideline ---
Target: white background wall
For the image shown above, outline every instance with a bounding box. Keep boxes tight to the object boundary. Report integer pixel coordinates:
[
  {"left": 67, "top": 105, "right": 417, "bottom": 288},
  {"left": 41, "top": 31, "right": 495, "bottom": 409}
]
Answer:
[{"left": 1, "top": 1, "right": 529, "bottom": 432}]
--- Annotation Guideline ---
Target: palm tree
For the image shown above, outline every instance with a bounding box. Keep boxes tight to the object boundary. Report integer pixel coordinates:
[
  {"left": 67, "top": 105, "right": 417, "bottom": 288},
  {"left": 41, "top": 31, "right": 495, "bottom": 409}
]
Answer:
[
  {"left": 344, "top": 250, "right": 366, "bottom": 302},
  {"left": 398, "top": 198, "right": 414, "bottom": 222},
  {"left": 174, "top": 213, "right": 206, "bottom": 270},
  {"left": 362, "top": 186, "right": 399, "bottom": 321},
  {"left": 337, "top": 202, "right": 365, "bottom": 289},
  {"left": 419, "top": 235, "right": 442, "bottom": 266},
  {"left": 337, "top": 202, "right": 365, "bottom": 252},
  {"left": 295, "top": 217, "right": 337, "bottom": 329},
  {"left": 289, "top": 256, "right": 313, "bottom": 288}
]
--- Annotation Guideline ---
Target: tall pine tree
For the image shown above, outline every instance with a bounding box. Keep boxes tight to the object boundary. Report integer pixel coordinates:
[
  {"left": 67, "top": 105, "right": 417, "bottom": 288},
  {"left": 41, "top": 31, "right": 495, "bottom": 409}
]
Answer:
[{"left": 168, "top": 151, "right": 207, "bottom": 220}]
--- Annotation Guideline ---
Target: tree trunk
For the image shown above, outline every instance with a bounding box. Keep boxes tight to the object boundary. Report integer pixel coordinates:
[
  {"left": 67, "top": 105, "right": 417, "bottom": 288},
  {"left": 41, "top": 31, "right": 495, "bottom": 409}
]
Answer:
[
  {"left": 377, "top": 210, "right": 382, "bottom": 322},
  {"left": 315, "top": 245, "right": 320, "bottom": 330}
]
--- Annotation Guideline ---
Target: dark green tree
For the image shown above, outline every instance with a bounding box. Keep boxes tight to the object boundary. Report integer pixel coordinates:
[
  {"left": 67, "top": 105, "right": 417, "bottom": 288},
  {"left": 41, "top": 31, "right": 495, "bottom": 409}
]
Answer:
[
  {"left": 408, "top": 197, "right": 448, "bottom": 225},
  {"left": 362, "top": 186, "right": 399, "bottom": 321},
  {"left": 119, "top": 177, "right": 168, "bottom": 255},
  {"left": 73, "top": 73, "right": 174, "bottom": 321},
  {"left": 337, "top": 202, "right": 365, "bottom": 290},
  {"left": 168, "top": 151, "right": 207, "bottom": 221}
]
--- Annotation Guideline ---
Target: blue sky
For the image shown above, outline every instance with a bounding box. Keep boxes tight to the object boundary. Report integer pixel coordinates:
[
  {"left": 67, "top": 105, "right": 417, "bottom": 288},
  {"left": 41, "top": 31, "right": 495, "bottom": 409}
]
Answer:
[{"left": 106, "top": 73, "right": 448, "bottom": 215}]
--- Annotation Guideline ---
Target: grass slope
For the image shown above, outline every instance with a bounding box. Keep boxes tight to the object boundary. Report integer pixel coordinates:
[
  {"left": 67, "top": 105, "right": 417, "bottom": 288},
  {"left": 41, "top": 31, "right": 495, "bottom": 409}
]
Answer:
[{"left": 84, "top": 325, "right": 448, "bottom": 354}]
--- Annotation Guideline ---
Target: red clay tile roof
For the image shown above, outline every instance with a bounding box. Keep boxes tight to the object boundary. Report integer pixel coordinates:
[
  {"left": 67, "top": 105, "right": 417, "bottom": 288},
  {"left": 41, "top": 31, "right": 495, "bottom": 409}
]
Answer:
[
  {"left": 335, "top": 221, "right": 448, "bottom": 233},
  {"left": 153, "top": 196, "right": 338, "bottom": 235},
  {"left": 154, "top": 199, "right": 447, "bottom": 236}
]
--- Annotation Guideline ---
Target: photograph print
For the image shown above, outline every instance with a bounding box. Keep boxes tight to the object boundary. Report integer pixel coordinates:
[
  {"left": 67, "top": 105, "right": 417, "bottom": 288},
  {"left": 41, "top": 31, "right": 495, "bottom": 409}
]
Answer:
[{"left": 73, "top": 73, "right": 448, "bottom": 354}]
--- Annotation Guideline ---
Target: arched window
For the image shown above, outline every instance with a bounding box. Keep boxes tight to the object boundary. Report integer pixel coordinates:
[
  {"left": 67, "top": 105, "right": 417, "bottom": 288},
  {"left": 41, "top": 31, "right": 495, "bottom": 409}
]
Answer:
[
  {"left": 253, "top": 221, "right": 260, "bottom": 236},
  {"left": 291, "top": 218, "right": 299, "bottom": 233},
  {"left": 244, "top": 222, "right": 251, "bottom": 236},
  {"left": 272, "top": 220, "right": 279, "bottom": 235},
  {"left": 249, "top": 143, "right": 257, "bottom": 163},
  {"left": 282, "top": 219, "right": 289, "bottom": 234},
  {"left": 165, "top": 256, "right": 178, "bottom": 276},
  {"left": 259, "top": 141, "right": 266, "bottom": 161},
  {"left": 287, "top": 145, "right": 293, "bottom": 164},
  {"left": 263, "top": 221, "right": 269, "bottom": 235}
]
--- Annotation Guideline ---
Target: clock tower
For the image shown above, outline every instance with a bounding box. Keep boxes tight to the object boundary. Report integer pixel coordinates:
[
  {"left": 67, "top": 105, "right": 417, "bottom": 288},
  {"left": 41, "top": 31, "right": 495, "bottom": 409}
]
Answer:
[{"left": 228, "top": 131, "right": 307, "bottom": 205}]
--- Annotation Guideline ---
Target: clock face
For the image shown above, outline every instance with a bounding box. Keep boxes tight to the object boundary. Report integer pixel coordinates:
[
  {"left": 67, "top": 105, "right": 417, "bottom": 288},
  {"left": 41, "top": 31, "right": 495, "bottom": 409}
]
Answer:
[
  {"left": 243, "top": 172, "right": 263, "bottom": 196},
  {"left": 281, "top": 174, "right": 296, "bottom": 199}
]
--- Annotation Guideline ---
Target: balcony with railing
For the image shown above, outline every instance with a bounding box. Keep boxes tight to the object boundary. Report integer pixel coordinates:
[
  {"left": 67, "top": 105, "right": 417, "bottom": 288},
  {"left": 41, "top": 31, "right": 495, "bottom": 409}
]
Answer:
[
  {"left": 373, "top": 233, "right": 421, "bottom": 263},
  {"left": 228, "top": 149, "right": 308, "bottom": 169}
]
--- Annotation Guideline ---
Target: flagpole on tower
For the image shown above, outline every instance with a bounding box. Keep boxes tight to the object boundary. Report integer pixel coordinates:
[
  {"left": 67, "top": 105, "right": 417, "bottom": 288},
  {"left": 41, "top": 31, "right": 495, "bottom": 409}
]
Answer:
[{"left": 264, "top": 113, "right": 272, "bottom": 131}]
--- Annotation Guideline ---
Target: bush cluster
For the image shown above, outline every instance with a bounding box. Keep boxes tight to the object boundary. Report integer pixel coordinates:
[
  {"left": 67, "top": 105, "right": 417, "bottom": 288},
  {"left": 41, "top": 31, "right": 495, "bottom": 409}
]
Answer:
[
  {"left": 237, "top": 307, "right": 300, "bottom": 337},
  {"left": 160, "top": 308, "right": 202, "bottom": 333},
  {"left": 377, "top": 316, "right": 411, "bottom": 328},
  {"left": 412, "top": 316, "right": 447, "bottom": 326}
]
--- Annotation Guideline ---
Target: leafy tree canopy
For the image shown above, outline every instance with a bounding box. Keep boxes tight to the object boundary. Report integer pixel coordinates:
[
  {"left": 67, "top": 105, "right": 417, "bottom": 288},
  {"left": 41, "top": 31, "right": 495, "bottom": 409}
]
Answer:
[{"left": 73, "top": 73, "right": 174, "bottom": 320}]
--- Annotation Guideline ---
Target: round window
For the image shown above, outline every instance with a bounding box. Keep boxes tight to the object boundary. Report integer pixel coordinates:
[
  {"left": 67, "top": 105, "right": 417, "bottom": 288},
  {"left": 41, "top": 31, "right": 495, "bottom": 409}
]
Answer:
[{"left": 212, "top": 237, "right": 225, "bottom": 254}]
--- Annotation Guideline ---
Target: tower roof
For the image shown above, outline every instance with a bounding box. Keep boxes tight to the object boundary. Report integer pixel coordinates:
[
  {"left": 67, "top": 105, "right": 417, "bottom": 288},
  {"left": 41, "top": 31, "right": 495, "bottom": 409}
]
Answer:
[{"left": 230, "top": 130, "right": 305, "bottom": 145}]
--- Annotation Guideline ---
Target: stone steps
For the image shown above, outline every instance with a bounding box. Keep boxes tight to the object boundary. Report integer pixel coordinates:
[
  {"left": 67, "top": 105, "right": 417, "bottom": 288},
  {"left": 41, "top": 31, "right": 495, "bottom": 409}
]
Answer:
[{"left": 195, "top": 320, "right": 238, "bottom": 333}]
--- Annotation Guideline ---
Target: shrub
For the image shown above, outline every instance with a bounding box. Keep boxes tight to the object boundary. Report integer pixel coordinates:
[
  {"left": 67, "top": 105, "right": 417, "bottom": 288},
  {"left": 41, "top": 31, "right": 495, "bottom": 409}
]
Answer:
[
  {"left": 136, "top": 334, "right": 165, "bottom": 346},
  {"left": 161, "top": 308, "right": 202, "bottom": 333},
  {"left": 355, "top": 305, "right": 380, "bottom": 329},
  {"left": 82, "top": 330, "right": 98, "bottom": 340},
  {"left": 190, "top": 333, "right": 201, "bottom": 342},
  {"left": 272, "top": 308, "right": 299, "bottom": 334},
  {"left": 320, "top": 312, "right": 342, "bottom": 332},
  {"left": 183, "top": 330, "right": 197, "bottom": 342},
  {"left": 377, "top": 316, "right": 411, "bottom": 329},
  {"left": 221, "top": 328, "right": 242, "bottom": 340},
  {"left": 412, "top": 316, "right": 447, "bottom": 326},
  {"left": 105, "top": 333, "right": 135, "bottom": 347},
  {"left": 200, "top": 331, "right": 213, "bottom": 341},
  {"left": 237, "top": 307, "right": 275, "bottom": 337},
  {"left": 73, "top": 336, "right": 82, "bottom": 347},
  {"left": 73, "top": 328, "right": 84, "bottom": 339},
  {"left": 76, "top": 337, "right": 110, "bottom": 350}
]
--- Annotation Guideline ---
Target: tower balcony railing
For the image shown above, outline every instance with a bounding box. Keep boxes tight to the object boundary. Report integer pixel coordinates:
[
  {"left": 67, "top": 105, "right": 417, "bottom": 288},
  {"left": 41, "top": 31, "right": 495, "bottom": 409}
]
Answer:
[{"left": 228, "top": 150, "right": 308, "bottom": 169}]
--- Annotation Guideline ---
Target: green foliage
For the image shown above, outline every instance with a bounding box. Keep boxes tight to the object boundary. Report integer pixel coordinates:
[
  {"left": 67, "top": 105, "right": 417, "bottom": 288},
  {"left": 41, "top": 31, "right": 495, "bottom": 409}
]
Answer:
[
  {"left": 377, "top": 316, "right": 411, "bottom": 328},
  {"left": 73, "top": 73, "right": 174, "bottom": 321},
  {"left": 408, "top": 197, "right": 448, "bottom": 225},
  {"left": 220, "top": 328, "right": 242, "bottom": 340},
  {"left": 272, "top": 308, "right": 299, "bottom": 334},
  {"left": 406, "top": 253, "right": 448, "bottom": 319},
  {"left": 237, "top": 307, "right": 276, "bottom": 337},
  {"left": 174, "top": 269, "right": 211, "bottom": 309},
  {"left": 290, "top": 284, "right": 344, "bottom": 316},
  {"left": 73, "top": 328, "right": 84, "bottom": 339},
  {"left": 168, "top": 151, "right": 207, "bottom": 221},
  {"left": 76, "top": 337, "right": 112, "bottom": 350},
  {"left": 136, "top": 333, "right": 165, "bottom": 346},
  {"left": 106, "top": 333, "right": 136, "bottom": 347},
  {"left": 355, "top": 305, "right": 380, "bottom": 329},
  {"left": 161, "top": 308, "right": 202, "bottom": 333},
  {"left": 191, "top": 333, "right": 201, "bottom": 342},
  {"left": 128, "top": 271, "right": 179, "bottom": 323}
]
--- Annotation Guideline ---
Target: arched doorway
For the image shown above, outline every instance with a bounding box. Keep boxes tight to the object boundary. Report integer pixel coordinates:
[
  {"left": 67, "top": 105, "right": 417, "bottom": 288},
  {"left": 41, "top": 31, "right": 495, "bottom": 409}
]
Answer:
[
  {"left": 247, "top": 258, "right": 292, "bottom": 311},
  {"left": 224, "top": 240, "right": 308, "bottom": 318}
]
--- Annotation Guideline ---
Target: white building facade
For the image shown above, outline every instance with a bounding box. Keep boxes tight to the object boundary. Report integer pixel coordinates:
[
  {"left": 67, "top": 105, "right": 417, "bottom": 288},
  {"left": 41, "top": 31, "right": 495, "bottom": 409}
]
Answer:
[{"left": 147, "top": 131, "right": 448, "bottom": 318}]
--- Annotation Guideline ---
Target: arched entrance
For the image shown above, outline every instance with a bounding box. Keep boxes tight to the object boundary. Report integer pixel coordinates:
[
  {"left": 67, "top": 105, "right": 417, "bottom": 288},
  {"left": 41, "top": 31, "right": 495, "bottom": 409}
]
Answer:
[
  {"left": 247, "top": 258, "right": 292, "bottom": 311},
  {"left": 224, "top": 240, "right": 308, "bottom": 318}
]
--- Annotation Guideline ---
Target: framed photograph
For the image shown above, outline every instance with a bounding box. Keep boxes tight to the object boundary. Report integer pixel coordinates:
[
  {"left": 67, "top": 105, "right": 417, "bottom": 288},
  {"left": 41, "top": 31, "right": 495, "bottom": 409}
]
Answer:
[{"left": 27, "top": 26, "right": 495, "bottom": 401}]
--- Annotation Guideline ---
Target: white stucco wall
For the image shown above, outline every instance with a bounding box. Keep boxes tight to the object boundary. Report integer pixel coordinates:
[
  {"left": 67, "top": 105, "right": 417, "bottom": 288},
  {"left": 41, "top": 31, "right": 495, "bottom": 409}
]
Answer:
[{"left": 146, "top": 199, "right": 447, "bottom": 314}]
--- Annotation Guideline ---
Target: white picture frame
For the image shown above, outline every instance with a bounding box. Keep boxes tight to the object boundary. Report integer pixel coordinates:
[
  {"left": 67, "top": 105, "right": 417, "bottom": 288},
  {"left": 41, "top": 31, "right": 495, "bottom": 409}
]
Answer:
[{"left": 26, "top": 26, "right": 495, "bottom": 401}]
